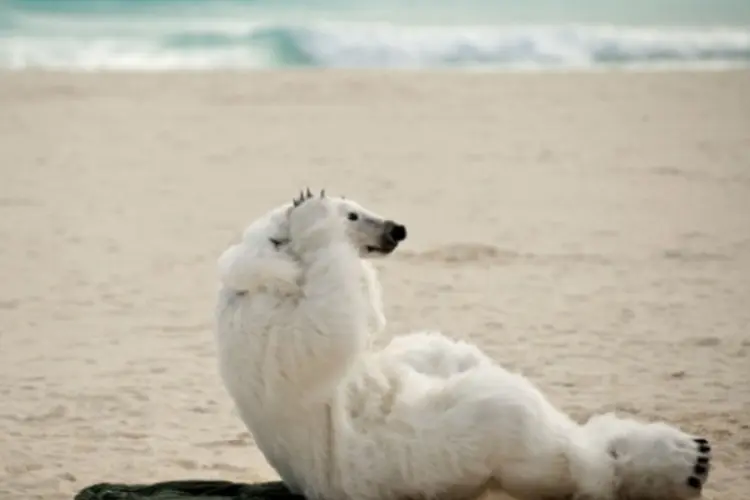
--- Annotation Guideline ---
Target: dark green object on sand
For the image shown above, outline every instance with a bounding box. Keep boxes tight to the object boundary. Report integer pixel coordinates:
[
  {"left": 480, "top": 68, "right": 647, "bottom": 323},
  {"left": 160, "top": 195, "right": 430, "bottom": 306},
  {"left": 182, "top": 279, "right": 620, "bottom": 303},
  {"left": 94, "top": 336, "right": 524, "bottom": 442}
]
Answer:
[{"left": 74, "top": 480, "right": 304, "bottom": 500}]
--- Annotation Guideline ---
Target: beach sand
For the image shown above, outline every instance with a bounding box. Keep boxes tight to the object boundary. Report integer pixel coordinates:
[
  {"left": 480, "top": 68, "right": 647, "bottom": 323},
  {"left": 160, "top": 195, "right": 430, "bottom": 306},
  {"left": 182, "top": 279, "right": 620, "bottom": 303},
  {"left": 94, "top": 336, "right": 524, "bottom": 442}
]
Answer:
[{"left": 0, "top": 70, "right": 748, "bottom": 500}]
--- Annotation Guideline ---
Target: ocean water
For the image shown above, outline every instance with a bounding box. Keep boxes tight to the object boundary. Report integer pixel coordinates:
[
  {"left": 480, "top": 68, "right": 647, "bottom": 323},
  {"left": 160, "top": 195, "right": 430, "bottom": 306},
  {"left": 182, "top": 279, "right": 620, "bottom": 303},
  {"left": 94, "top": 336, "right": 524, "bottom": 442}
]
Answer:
[{"left": 1, "top": 0, "right": 750, "bottom": 71}]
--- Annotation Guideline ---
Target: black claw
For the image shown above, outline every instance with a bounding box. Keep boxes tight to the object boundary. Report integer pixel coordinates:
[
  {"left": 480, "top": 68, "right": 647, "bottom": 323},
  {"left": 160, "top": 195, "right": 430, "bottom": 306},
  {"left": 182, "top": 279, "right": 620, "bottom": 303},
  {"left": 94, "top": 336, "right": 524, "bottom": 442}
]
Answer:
[
  {"left": 694, "top": 464, "right": 708, "bottom": 475},
  {"left": 292, "top": 189, "right": 305, "bottom": 206},
  {"left": 686, "top": 476, "right": 702, "bottom": 489},
  {"left": 292, "top": 187, "right": 317, "bottom": 207},
  {"left": 694, "top": 438, "right": 711, "bottom": 453},
  {"left": 696, "top": 456, "right": 709, "bottom": 465}
]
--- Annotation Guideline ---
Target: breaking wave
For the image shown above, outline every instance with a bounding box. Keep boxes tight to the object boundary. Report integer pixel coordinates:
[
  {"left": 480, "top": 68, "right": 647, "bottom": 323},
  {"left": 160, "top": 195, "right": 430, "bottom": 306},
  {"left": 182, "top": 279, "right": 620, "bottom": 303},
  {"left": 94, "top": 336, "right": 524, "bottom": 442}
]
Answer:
[{"left": 2, "top": 16, "right": 749, "bottom": 71}]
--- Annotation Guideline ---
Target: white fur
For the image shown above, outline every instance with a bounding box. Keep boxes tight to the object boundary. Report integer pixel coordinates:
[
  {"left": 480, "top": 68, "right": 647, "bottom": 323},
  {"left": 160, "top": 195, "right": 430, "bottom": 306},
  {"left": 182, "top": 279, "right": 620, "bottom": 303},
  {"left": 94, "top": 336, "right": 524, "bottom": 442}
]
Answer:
[{"left": 214, "top": 196, "right": 710, "bottom": 500}]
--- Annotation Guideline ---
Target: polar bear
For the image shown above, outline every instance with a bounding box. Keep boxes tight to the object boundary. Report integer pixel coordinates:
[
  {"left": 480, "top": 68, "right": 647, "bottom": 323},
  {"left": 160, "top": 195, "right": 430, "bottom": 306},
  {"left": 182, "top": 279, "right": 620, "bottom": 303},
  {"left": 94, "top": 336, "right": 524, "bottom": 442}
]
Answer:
[{"left": 214, "top": 190, "right": 711, "bottom": 500}]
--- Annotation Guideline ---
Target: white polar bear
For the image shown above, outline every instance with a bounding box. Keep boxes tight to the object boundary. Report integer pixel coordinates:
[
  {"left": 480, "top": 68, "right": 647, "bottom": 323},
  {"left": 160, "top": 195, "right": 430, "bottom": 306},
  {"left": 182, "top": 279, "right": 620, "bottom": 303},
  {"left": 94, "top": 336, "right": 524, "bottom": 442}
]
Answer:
[{"left": 214, "top": 190, "right": 711, "bottom": 500}]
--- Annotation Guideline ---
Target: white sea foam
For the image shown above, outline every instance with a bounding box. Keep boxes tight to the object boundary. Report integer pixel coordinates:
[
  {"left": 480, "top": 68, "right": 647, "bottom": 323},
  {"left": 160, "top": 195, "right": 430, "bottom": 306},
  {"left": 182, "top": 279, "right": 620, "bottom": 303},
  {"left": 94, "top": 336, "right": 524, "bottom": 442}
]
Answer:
[{"left": 1, "top": 16, "right": 748, "bottom": 71}]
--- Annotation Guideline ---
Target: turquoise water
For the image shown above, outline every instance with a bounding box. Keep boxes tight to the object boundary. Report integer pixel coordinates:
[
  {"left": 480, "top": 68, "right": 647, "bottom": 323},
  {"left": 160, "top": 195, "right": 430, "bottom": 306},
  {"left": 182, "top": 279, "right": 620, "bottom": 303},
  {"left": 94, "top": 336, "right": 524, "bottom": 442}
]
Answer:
[{"left": 2, "top": 0, "right": 750, "bottom": 70}]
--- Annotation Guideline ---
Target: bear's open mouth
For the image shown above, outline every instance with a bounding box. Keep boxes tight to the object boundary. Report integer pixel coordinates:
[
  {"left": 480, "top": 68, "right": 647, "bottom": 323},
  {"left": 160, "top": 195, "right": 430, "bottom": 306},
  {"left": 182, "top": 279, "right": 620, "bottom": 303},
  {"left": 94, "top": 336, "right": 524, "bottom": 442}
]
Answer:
[
  {"left": 366, "top": 245, "right": 395, "bottom": 254},
  {"left": 366, "top": 236, "right": 399, "bottom": 255}
]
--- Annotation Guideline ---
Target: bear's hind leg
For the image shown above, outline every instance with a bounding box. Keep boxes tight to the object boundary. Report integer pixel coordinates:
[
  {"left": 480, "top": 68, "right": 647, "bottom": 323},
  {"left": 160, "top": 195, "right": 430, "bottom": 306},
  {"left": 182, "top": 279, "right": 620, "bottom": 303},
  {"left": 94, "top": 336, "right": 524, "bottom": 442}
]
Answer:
[
  {"left": 582, "top": 414, "right": 712, "bottom": 499},
  {"left": 422, "top": 365, "right": 584, "bottom": 499}
]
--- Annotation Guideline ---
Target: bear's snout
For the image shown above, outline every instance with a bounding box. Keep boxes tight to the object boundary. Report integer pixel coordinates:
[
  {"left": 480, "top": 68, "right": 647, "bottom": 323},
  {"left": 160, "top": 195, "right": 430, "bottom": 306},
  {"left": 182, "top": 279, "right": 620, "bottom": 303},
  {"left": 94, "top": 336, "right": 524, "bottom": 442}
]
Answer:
[
  {"left": 367, "top": 220, "right": 406, "bottom": 256},
  {"left": 386, "top": 221, "right": 407, "bottom": 243}
]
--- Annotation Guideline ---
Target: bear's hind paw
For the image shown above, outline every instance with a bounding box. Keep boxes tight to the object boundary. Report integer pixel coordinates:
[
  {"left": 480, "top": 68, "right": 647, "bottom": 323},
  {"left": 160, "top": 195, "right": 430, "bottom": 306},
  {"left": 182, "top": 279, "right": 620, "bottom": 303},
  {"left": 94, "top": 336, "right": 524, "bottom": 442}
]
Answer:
[{"left": 684, "top": 437, "right": 711, "bottom": 492}]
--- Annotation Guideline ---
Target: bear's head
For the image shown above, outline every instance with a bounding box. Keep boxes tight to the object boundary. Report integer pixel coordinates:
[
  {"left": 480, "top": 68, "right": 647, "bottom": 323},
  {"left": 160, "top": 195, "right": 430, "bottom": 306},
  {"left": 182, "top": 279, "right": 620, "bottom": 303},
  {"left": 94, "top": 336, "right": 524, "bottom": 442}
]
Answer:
[
  {"left": 257, "top": 189, "right": 407, "bottom": 259},
  {"left": 324, "top": 194, "right": 407, "bottom": 258}
]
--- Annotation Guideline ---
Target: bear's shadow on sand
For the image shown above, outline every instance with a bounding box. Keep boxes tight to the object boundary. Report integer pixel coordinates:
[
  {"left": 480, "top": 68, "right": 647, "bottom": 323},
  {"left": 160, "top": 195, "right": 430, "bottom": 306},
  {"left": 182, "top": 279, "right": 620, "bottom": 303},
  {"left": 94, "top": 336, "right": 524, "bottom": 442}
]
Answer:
[{"left": 75, "top": 479, "right": 302, "bottom": 500}]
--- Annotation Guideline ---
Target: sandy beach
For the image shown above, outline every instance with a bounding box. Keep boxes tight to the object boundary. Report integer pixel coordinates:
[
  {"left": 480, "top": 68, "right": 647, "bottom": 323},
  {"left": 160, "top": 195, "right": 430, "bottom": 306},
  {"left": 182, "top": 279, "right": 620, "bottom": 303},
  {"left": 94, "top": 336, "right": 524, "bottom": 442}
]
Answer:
[{"left": 0, "top": 70, "right": 748, "bottom": 500}]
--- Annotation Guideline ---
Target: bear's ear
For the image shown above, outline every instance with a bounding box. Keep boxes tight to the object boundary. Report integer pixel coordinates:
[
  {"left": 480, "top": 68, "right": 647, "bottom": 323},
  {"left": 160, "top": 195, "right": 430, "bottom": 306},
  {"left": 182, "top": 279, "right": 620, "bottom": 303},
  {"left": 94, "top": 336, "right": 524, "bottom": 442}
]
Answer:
[{"left": 269, "top": 237, "right": 288, "bottom": 249}]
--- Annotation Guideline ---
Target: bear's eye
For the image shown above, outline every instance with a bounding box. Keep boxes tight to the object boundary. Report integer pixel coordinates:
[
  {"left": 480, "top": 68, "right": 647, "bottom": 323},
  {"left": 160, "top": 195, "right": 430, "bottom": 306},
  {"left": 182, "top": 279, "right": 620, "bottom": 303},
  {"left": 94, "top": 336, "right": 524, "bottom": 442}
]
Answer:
[{"left": 347, "top": 212, "right": 359, "bottom": 221}]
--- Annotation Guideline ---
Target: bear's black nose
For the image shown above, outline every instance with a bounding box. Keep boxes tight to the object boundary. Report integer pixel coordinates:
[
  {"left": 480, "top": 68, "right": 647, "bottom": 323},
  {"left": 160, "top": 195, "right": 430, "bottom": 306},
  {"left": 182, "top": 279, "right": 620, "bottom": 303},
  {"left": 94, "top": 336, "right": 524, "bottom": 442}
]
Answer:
[{"left": 389, "top": 223, "right": 407, "bottom": 242}]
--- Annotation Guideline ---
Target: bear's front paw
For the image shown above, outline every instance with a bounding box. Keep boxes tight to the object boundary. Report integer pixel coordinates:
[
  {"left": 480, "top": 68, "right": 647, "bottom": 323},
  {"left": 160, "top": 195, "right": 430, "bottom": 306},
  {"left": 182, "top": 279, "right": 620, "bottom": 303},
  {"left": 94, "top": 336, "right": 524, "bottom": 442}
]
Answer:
[{"left": 288, "top": 188, "right": 346, "bottom": 256}]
